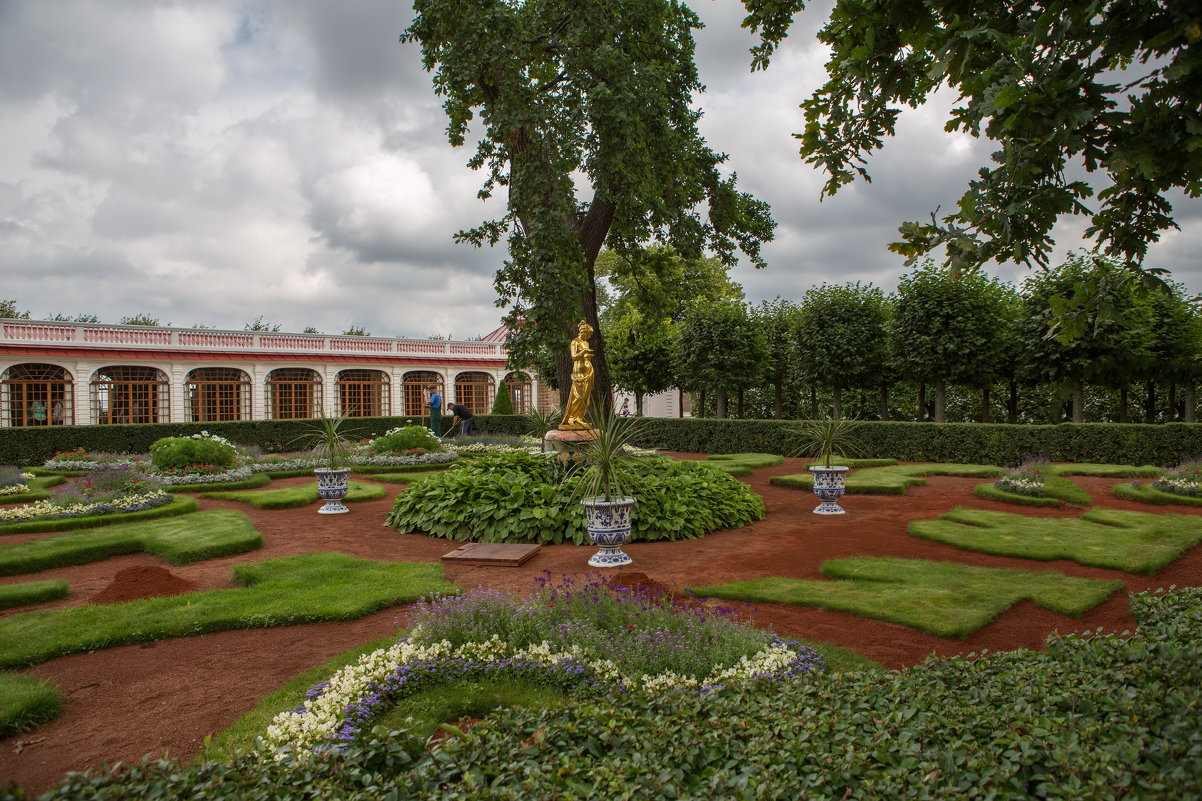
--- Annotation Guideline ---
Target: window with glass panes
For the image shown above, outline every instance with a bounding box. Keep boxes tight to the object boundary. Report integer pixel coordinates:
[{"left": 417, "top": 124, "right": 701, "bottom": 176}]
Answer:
[
  {"left": 337, "top": 369, "right": 389, "bottom": 417},
  {"left": 91, "top": 366, "right": 169, "bottom": 424},
  {"left": 186, "top": 367, "right": 250, "bottom": 422},
  {"left": 265, "top": 368, "right": 321, "bottom": 419},
  {"left": 2, "top": 363, "right": 73, "bottom": 427},
  {"left": 453, "top": 372, "right": 494, "bottom": 416}
]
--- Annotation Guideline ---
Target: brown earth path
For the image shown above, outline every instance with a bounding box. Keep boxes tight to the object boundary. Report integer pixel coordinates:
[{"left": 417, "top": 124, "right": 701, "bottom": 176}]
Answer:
[{"left": 2, "top": 456, "right": 1201, "bottom": 794}]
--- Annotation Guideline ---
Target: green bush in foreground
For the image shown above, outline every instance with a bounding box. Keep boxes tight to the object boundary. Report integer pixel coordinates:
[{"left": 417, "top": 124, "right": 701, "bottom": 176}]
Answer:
[
  {"left": 23, "top": 587, "right": 1202, "bottom": 800},
  {"left": 0, "top": 672, "right": 62, "bottom": 737},
  {"left": 386, "top": 454, "right": 764, "bottom": 544},
  {"left": 149, "top": 436, "right": 236, "bottom": 470}
]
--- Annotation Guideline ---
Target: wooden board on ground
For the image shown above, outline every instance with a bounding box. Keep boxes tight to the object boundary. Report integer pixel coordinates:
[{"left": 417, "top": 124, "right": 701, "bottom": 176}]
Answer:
[{"left": 441, "top": 542, "right": 541, "bottom": 567}]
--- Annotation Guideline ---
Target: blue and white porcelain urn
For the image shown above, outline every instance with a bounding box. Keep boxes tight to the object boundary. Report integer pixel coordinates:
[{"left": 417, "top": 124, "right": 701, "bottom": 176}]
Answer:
[
  {"left": 314, "top": 467, "right": 352, "bottom": 514},
  {"left": 808, "top": 465, "right": 850, "bottom": 515},
  {"left": 581, "top": 497, "right": 635, "bottom": 567}
]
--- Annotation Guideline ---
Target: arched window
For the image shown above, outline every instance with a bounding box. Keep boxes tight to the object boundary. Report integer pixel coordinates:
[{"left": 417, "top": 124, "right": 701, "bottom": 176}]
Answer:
[
  {"left": 337, "top": 369, "right": 389, "bottom": 417},
  {"left": 453, "top": 371, "right": 495, "bottom": 416},
  {"left": 91, "top": 366, "right": 169, "bottom": 424},
  {"left": 186, "top": 367, "right": 251, "bottom": 422},
  {"left": 265, "top": 368, "right": 321, "bottom": 419},
  {"left": 504, "top": 371, "right": 533, "bottom": 414},
  {"left": 402, "top": 371, "right": 443, "bottom": 417},
  {"left": 2, "top": 363, "right": 73, "bottom": 427}
]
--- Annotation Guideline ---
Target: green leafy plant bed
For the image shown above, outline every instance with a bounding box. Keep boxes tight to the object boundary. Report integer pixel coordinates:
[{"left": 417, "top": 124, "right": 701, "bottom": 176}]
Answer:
[
  {"left": 0, "top": 579, "right": 69, "bottom": 610},
  {"left": 974, "top": 475, "right": 1092, "bottom": 507},
  {"left": 168, "top": 473, "right": 272, "bottom": 492},
  {"left": 0, "top": 510, "right": 262, "bottom": 576},
  {"left": 770, "top": 463, "right": 1005, "bottom": 494},
  {"left": 911, "top": 508, "right": 1202, "bottom": 573},
  {"left": 43, "top": 587, "right": 1202, "bottom": 800},
  {"left": 1113, "top": 482, "right": 1202, "bottom": 507},
  {"left": 0, "top": 475, "right": 66, "bottom": 503},
  {"left": 0, "top": 496, "right": 197, "bottom": 536},
  {"left": 261, "top": 573, "right": 825, "bottom": 756},
  {"left": 693, "top": 557, "right": 1121, "bottom": 638},
  {"left": 202, "top": 482, "right": 385, "bottom": 509},
  {"left": 386, "top": 453, "right": 764, "bottom": 544},
  {"left": 704, "top": 453, "right": 785, "bottom": 475},
  {"left": 0, "top": 672, "right": 62, "bottom": 737},
  {"left": 0, "top": 554, "right": 458, "bottom": 669}
]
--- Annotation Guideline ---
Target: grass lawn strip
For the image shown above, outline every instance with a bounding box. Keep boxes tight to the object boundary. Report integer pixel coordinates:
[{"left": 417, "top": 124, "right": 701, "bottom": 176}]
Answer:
[
  {"left": 169, "top": 473, "right": 271, "bottom": 492},
  {"left": 1049, "top": 463, "right": 1163, "bottom": 478},
  {"left": 704, "top": 453, "right": 785, "bottom": 475},
  {"left": 0, "top": 496, "right": 197, "bottom": 536},
  {"left": 693, "top": 557, "right": 1121, "bottom": 638},
  {"left": 364, "top": 472, "right": 447, "bottom": 485},
  {"left": 806, "top": 457, "right": 900, "bottom": 468},
  {"left": 352, "top": 462, "right": 458, "bottom": 475},
  {"left": 202, "top": 482, "right": 385, "bottom": 509},
  {"left": 0, "top": 579, "right": 69, "bottom": 610},
  {"left": 1113, "top": 482, "right": 1202, "bottom": 506},
  {"left": 770, "top": 463, "right": 1005, "bottom": 494},
  {"left": 910, "top": 507, "right": 1202, "bottom": 573},
  {"left": 0, "top": 510, "right": 262, "bottom": 576},
  {"left": 0, "top": 476, "right": 66, "bottom": 503},
  {"left": 974, "top": 475, "right": 1092, "bottom": 507},
  {"left": 0, "top": 672, "right": 62, "bottom": 737},
  {"left": 0, "top": 554, "right": 458, "bottom": 669}
]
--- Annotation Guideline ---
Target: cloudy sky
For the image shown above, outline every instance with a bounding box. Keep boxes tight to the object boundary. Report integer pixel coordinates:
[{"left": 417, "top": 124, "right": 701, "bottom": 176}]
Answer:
[{"left": 2, "top": 0, "right": 1198, "bottom": 339}]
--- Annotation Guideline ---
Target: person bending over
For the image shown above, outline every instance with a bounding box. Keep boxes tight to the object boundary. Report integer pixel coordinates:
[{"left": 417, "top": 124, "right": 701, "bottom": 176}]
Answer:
[{"left": 447, "top": 402, "right": 475, "bottom": 436}]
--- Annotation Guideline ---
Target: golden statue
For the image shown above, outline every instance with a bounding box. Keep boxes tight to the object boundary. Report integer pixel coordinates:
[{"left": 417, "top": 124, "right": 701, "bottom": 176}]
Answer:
[{"left": 559, "top": 320, "right": 594, "bottom": 430}]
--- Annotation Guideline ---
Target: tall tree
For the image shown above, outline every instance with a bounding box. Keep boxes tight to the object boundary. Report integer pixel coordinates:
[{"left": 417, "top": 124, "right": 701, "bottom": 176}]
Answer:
[
  {"left": 740, "top": 0, "right": 1201, "bottom": 284},
  {"left": 891, "top": 263, "right": 1013, "bottom": 422},
  {"left": 599, "top": 245, "right": 744, "bottom": 324},
  {"left": 675, "top": 299, "right": 768, "bottom": 418},
  {"left": 605, "top": 308, "right": 677, "bottom": 415},
  {"left": 1138, "top": 281, "right": 1202, "bottom": 422},
  {"left": 794, "top": 283, "right": 889, "bottom": 419},
  {"left": 404, "top": 1, "right": 774, "bottom": 413},
  {"left": 755, "top": 298, "right": 803, "bottom": 419},
  {"left": 1016, "top": 253, "right": 1153, "bottom": 422}
]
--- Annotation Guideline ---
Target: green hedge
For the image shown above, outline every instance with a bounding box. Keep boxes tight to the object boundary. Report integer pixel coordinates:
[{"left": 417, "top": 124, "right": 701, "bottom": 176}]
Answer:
[
  {"left": 505, "top": 418, "right": 1201, "bottom": 467},
  {"left": 6, "top": 416, "right": 1200, "bottom": 468}
]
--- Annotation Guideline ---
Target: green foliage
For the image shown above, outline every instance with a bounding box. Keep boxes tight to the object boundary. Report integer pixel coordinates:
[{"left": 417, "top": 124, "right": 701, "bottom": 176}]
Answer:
[
  {"left": 368, "top": 425, "right": 442, "bottom": 455},
  {"left": 1114, "top": 482, "right": 1202, "bottom": 507},
  {"left": 0, "top": 416, "right": 427, "bottom": 466},
  {"left": 361, "top": 472, "right": 444, "bottom": 485},
  {"left": 0, "top": 496, "right": 197, "bottom": 536},
  {"left": 0, "top": 672, "right": 61, "bottom": 737},
  {"left": 704, "top": 453, "right": 784, "bottom": 475},
  {"left": 375, "top": 678, "right": 571, "bottom": 743},
  {"left": 911, "top": 508, "right": 1202, "bottom": 573},
  {"left": 34, "top": 587, "right": 1202, "bottom": 800},
  {"left": 604, "top": 308, "right": 678, "bottom": 407},
  {"left": 787, "top": 417, "right": 865, "bottom": 468},
  {"left": 149, "top": 436, "right": 236, "bottom": 470},
  {"left": 0, "top": 554, "right": 458, "bottom": 669},
  {"left": 201, "top": 482, "right": 384, "bottom": 510},
  {"left": 1049, "top": 463, "right": 1163, "bottom": 478},
  {"left": 489, "top": 383, "right": 514, "bottom": 415},
  {"left": 572, "top": 411, "right": 645, "bottom": 502},
  {"left": 119, "top": 313, "right": 163, "bottom": 326},
  {"left": 386, "top": 454, "right": 763, "bottom": 545},
  {"left": 599, "top": 245, "right": 745, "bottom": 324},
  {"left": 0, "top": 580, "right": 68, "bottom": 610},
  {"left": 300, "top": 415, "right": 355, "bottom": 470},
  {"left": 0, "top": 299, "right": 31, "bottom": 319},
  {"left": 675, "top": 299, "right": 768, "bottom": 416},
  {"left": 795, "top": 283, "right": 890, "bottom": 407},
  {"left": 975, "top": 475, "right": 1092, "bottom": 506},
  {"left": 754, "top": 297, "right": 805, "bottom": 418},
  {"left": 0, "top": 511, "right": 262, "bottom": 575},
  {"left": 694, "top": 558, "right": 1121, "bottom": 638},
  {"left": 771, "top": 462, "right": 1004, "bottom": 494},
  {"left": 973, "top": 482, "right": 1061, "bottom": 507}
]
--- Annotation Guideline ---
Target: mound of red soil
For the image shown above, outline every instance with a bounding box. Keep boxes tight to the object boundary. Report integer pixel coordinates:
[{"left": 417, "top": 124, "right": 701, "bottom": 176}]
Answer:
[{"left": 89, "top": 565, "right": 197, "bottom": 605}]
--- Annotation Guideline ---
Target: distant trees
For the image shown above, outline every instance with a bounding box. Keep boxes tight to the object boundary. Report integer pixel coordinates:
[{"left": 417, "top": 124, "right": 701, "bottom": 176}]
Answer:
[
  {"left": 676, "top": 300, "right": 767, "bottom": 418},
  {"left": 1, "top": 300, "right": 30, "bottom": 319},
  {"left": 605, "top": 309, "right": 677, "bottom": 416},
  {"left": 341, "top": 326, "right": 371, "bottom": 337},
  {"left": 245, "top": 316, "right": 282, "bottom": 332},
  {"left": 120, "top": 314, "right": 165, "bottom": 326}
]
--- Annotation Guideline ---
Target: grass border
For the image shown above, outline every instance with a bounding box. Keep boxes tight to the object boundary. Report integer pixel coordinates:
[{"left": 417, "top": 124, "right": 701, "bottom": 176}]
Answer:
[
  {"left": 0, "top": 475, "right": 66, "bottom": 503},
  {"left": 1113, "top": 482, "right": 1202, "bottom": 507},
  {"left": 0, "top": 496, "right": 198, "bottom": 536},
  {"left": 0, "top": 580, "right": 69, "bottom": 610},
  {"left": 0, "top": 672, "right": 63, "bottom": 737},
  {"left": 201, "top": 482, "right": 385, "bottom": 509},
  {"left": 973, "top": 482, "right": 1060, "bottom": 507},
  {"left": 168, "top": 473, "right": 272, "bottom": 492}
]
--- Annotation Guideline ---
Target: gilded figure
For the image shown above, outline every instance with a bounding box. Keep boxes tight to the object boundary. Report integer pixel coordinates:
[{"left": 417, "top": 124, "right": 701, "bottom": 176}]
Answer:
[{"left": 559, "top": 320, "right": 595, "bottom": 430}]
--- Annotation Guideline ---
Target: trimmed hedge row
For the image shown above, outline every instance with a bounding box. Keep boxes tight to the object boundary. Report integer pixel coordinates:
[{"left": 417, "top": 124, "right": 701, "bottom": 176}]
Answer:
[
  {"left": 480, "top": 417, "right": 1202, "bottom": 467},
  {"left": 5, "top": 416, "right": 1200, "bottom": 468}
]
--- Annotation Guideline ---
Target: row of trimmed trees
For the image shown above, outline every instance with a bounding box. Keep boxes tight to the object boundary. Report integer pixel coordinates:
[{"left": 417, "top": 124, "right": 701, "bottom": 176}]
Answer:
[{"left": 603, "top": 254, "right": 1202, "bottom": 423}]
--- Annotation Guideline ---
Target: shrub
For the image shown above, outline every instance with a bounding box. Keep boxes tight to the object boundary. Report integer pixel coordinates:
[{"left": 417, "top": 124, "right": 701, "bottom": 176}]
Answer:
[
  {"left": 150, "top": 436, "right": 236, "bottom": 471},
  {"left": 490, "top": 384, "right": 514, "bottom": 415},
  {"left": 368, "top": 426, "right": 443, "bottom": 455}
]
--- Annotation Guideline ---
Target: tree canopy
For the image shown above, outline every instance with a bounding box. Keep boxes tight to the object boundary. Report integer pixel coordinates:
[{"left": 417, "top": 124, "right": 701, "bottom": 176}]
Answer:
[
  {"left": 675, "top": 299, "right": 768, "bottom": 418},
  {"left": 794, "top": 283, "right": 890, "bottom": 417},
  {"left": 605, "top": 308, "right": 678, "bottom": 414},
  {"left": 741, "top": 0, "right": 1202, "bottom": 277},
  {"left": 403, "top": 0, "right": 774, "bottom": 411}
]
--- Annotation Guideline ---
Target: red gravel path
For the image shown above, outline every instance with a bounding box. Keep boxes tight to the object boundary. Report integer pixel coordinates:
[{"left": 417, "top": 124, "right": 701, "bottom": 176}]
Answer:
[{"left": 1, "top": 457, "right": 1199, "bottom": 794}]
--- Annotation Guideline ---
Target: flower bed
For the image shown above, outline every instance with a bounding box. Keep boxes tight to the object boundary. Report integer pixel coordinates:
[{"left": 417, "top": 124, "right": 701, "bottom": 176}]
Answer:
[
  {"left": 153, "top": 465, "right": 255, "bottom": 486},
  {"left": 0, "top": 469, "right": 36, "bottom": 497},
  {"left": 1152, "top": 458, "right": 1202, "bottom": 498},
  {"left": 262, "top": 573, "right": 822, "bottom": 758},
  {"left": 0, "top": 464, "right": 170, "bottom": 524},
  {"left": 0, "top": 490, "right": 170, "bottom": 524},
  {"left": 43, "top": 450, "right": 148, "bottom": 471},
  {"left": 993, "top": 455, "right": 1049, "bottom": 496}
]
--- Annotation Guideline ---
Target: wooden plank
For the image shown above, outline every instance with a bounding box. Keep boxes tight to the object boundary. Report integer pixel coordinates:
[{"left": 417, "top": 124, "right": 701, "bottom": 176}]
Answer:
[{"left": 441, "top": 542, "right": 541, "bottom": 567}]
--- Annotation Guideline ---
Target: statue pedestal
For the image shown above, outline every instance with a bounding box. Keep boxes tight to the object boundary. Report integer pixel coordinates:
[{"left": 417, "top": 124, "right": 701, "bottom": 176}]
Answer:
[{"left": 543, "top": 428, "right": 598, "bottom": 458}]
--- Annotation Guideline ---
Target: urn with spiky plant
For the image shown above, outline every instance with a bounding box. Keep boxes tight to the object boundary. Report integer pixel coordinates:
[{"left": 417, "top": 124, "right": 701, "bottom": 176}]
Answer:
[{"left": 790, "top": 417, "right": 865, "bottom": 515}]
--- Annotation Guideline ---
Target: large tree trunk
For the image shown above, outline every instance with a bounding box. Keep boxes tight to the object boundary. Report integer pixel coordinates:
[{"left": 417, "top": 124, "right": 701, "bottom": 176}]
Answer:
[
  {"left": 1168, "top": 383, "right": 1178, "bottom": 421},
  {"left": 1007, "top": 381, "right": 1018, "bottom": 424},
  {"left": 1145, "top": 380, "right": 1156, "bottom": 423},
  {"left": 1071, "top": 379, "right": 1084, "bottom": 423},
  {"left": 917, "top": 383, "right": 926, "bottom": 422},
  {"left": 879, "top": 385, "right": 889, "bottom": 421},
  {"left": 737, "top": 388, "right": 745, "bottom": 418},
  {"left": 715, "top": 388, "right": 728, "bottom": 418},
  {"left": 934, "top": 379, "right": 946, "bottom": 423},
  {"left": 832, "top": 386, "right": 843, "bottom": 419},
  {"left": 1185, "top": 383, "right": 1196, "bottom": 422},
  {"left": 980, "top": 385, "right": 990, "bottom": 423},
  {"left": 1118, "top": 385, "right": 1128, "bottom": 423},
  {"left": 635, "top": 392, "right": 644, "bottom": 416}
]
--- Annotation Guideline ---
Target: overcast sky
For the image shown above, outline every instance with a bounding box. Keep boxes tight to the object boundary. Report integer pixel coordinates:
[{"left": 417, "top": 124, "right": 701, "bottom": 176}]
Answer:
[{"left": 2, "top": 0, "right": 1198, "bottom": 339}]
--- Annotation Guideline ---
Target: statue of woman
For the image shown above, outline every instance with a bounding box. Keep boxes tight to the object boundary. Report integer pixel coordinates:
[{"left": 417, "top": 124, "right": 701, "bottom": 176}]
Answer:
[{"left": 559, "top": 320, "right": 595, "bottom": 430}]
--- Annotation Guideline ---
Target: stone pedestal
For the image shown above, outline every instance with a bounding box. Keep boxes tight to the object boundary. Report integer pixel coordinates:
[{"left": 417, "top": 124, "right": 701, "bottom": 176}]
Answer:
[{"left": 542, "top": 428, "right": 599, "bottom": 456}]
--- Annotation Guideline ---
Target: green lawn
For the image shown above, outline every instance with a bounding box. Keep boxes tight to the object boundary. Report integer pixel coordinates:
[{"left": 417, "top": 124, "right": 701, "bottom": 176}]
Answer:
[
  {"left": 1048, "top": 463, "right": 1163, "bottom": 478},
  {"left": 201, "top": 482, "right": 385, "bottom": 509},
  {"left": 770, "top": 463, "right": 1005, "bottom": 494},
  {"left": 0, "top": 672, "right": 61, "bottom": 737},
  {"left": 0, "top": 510, "right": 262, "bottom": 575},
  {"left": 910, "top": 507, "right": 1202, "bottom": 573},
  {"left": 0, "top": 579, "right": 69, "bottom": 610},
  {"left": 693, "top": 557, "right": 1121, "bottom": 638},
  {"left": 0, "top": 554, "right": 458, "bottom": 668},
  {"left": 973, "top": 475, "right": 1092, "bottom": 507},
  {"left": 1113, "top": 482, "right": 1202, "bottom": 507},
  {"left": 704, "top": 453, "right": 785, "bottom": 475},
  {"left": 362, "top": 471, "right": 446, "bottom": 484}
]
